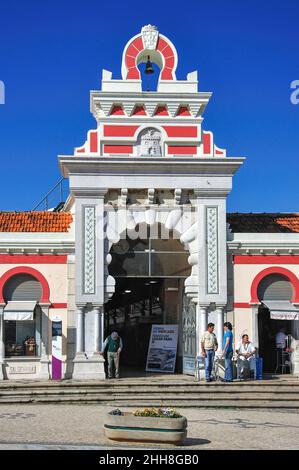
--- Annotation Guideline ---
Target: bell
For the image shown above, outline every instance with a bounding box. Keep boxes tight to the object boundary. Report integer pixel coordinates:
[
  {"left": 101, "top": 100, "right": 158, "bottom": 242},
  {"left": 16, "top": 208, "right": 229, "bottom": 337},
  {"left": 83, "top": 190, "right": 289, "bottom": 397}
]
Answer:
[{"left": 145, "top": 56, "right": 154, "bottom": 74}]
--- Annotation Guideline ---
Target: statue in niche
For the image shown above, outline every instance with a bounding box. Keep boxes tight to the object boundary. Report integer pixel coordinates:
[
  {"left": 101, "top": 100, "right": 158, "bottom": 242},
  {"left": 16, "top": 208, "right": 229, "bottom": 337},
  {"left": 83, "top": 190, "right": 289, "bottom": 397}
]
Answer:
[{"left": 139, "top": 129, "right": 162, "bottom": 156}]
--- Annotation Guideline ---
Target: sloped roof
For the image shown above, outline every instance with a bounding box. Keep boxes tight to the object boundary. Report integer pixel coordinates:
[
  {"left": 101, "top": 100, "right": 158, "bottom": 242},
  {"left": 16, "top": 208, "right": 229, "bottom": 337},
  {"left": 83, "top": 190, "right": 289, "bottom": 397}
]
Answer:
[
  {"left": 0, "top": 212, "right": 73, "bottom": 232},
  {"left": 227, "top": 213, "right": 299, "bottom": 233}
]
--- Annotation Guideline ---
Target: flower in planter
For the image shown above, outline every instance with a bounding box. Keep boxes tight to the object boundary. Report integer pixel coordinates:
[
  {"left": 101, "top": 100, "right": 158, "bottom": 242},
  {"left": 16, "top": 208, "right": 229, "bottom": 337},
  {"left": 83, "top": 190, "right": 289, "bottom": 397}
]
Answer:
[{"left": 133, "top": 407, "right": 182, "bottom": 418}]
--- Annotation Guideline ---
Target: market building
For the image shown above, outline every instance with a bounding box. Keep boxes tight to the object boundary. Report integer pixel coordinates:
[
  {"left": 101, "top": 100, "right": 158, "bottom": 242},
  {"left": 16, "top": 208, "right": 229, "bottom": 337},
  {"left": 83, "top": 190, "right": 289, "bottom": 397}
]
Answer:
[{"left": 0, "top": 25, "right": 298, "bottom": 381}]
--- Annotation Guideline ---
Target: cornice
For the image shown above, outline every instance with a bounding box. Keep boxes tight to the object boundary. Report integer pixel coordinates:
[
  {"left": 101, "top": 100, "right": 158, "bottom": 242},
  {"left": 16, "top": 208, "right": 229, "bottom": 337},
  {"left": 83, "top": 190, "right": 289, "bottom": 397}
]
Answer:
[{"left": 59, "top": 155, "right": 245, "bottom": 178}]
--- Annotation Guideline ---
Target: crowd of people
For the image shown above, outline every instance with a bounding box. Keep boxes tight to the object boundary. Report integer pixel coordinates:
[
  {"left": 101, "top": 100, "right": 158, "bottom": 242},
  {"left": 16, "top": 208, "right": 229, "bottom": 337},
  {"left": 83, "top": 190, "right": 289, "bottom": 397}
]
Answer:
[{"left": 201, "top": 322, "right": 257, "bottom": 382}]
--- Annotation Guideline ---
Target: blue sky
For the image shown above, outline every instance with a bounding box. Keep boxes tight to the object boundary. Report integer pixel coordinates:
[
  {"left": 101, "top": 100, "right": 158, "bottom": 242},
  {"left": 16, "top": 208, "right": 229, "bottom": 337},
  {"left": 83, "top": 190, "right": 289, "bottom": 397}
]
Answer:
[{"left": 0, "top": 0, "right": 298, "bottom": 212}]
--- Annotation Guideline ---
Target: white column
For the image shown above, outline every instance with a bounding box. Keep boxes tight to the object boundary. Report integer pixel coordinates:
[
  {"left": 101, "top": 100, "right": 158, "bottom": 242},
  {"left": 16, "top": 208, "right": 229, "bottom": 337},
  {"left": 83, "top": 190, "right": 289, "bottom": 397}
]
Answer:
[
  {"left": 93, "top": 306, "right": 102, "bottom": 355},
  {"left": 200, "top": 306, "right": 208, "bottom": 335},
  {"left": 75, "top": 306, "right": 85, "bottom": 355},
  {"left": 196, "top": 305, "right": 208, "bottom": 356},
  {"left": 39, "top": 304, "right": 51, "bottom": 379},
  {"left": 252, "top": 305, "right": 259, "bottom": 349},
  {"left": 0, "top": 306, "right": 4, "bottom": 380},
  {"left": 216, "top": 306, "right": 224, "bottom": 352}
]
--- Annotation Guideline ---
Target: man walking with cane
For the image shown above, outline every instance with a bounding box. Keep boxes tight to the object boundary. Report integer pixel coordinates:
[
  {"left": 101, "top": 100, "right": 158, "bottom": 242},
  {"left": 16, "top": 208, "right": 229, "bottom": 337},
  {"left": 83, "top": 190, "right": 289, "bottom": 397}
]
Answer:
[{"left": 201, "top": 323, "right": 218, "bottom": 382}]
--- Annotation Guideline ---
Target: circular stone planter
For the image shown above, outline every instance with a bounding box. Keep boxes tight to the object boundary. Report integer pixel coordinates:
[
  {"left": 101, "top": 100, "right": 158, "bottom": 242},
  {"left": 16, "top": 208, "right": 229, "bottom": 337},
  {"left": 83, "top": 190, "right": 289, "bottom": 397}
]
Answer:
[{"left": 104, "top": 411, "right": 187, "bottom": 444}]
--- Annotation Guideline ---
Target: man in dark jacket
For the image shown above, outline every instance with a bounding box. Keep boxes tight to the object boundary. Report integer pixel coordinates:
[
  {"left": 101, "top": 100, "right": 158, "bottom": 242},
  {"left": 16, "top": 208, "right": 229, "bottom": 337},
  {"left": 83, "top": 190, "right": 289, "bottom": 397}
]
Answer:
[{"left": 101, "top": 331, "right": 123, "bottom": 379}]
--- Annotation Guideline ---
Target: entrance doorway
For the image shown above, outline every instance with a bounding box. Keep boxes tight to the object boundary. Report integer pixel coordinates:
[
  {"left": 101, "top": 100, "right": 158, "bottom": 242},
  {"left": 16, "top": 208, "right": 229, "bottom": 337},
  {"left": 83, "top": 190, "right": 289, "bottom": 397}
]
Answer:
[
  {"left": 258, "top": 306, "right": 294, "bottom": 373},
  {"left": 105, "top": 226, "right": 191, "bottom": 374},
  {"left": 257, "top": 273, "right": 295, "bottom": 373}
]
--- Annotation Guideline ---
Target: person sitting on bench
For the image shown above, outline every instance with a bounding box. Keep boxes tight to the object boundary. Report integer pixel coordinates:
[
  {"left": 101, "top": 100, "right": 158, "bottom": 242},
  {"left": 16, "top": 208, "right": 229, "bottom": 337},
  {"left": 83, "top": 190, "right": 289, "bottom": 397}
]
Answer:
[{"left": 236, "top": 334, "right": 256, "bottom": 379}]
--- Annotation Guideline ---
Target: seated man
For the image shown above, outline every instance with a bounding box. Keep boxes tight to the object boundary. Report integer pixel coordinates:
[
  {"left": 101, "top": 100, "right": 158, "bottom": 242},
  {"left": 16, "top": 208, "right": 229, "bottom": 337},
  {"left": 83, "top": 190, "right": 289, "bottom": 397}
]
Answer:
[{"left": 236, "top": 334, "right": 256, "bottom": 379}]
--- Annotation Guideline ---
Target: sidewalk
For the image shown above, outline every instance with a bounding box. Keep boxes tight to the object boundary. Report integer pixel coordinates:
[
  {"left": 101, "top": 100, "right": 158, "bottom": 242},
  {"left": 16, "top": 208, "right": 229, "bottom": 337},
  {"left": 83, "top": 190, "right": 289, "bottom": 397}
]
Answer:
[{"left": 0, "top": 404, "right": 298, "bottom": 449}]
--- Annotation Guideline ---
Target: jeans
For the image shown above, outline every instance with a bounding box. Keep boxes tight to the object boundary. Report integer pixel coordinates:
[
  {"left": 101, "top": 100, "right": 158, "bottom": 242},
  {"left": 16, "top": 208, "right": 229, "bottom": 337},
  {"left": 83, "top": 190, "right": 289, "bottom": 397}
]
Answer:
[
  {"left": 204, "top": 349, "right": 215, "bottom": 380},
  {"left": 224, "top": 350, "right": 233, "bottom": 381}
]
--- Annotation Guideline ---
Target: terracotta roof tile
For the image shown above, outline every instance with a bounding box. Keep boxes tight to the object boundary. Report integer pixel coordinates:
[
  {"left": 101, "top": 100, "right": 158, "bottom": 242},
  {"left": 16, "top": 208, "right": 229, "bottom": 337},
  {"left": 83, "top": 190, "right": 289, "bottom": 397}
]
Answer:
[
  {"left": 227, "top": 213, "right": 299, "bottom": 233},
  {"left": 0, "top": 212, "right": 73, "bottom": 232}
]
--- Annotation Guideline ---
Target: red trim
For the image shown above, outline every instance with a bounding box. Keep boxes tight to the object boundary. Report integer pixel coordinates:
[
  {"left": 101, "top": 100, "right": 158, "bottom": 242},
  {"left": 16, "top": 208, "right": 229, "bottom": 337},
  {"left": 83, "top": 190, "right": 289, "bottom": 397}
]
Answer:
[
  {"left": 233, "top": 303, "right": 252, "bottom": 309},
  {"left": 104, "top": 145, "right": 133, "bottom": 154},
  {"left": 154, "top": 106, "right": 169, "bottom": 116},
  {"left": 203, "top": 132, "right": 211, "bottom": 154},
  {"left": 76, "top": 148, "right": 85, "bottom": 153},
  {"left": 0, "top": 266, "right": 50, "bottom": 303},
  {"left": 234, "top": 255, "right": 299, "bottom": 264},
  {"left": 250, "top": 267, "right": 299, "bottom": 303},
  {"left": 176, "top": 106, "right": 191, "bottom": 116},
  {"left": 110, "top": 105, "right": 125, "bottom": 116},
  {"left": 168, "top": 146, "right": 196, "bottom": 155},
  {"left": 124, "top": 34, "right": 176, "bottom": 81},
  {"left": 0, "top": 255, "right": 67, "bottom": 264},
  {"left": 163, "top": 126, "right": 197, "bottom": 138},
  {"left": 51, "top": 303, "right": 67, "bottom": 309},
  {"left": 103, "top": 125, "right": 139, "bottom": 137},
  {"left": 132, "top": 106, "right": 146, "bottom": 116},
  {"left": 215, "top": 149, "right": 224, "bottom": 155},
  {"left": 89, "top": 132, "right": 98, "bottom": 152}
]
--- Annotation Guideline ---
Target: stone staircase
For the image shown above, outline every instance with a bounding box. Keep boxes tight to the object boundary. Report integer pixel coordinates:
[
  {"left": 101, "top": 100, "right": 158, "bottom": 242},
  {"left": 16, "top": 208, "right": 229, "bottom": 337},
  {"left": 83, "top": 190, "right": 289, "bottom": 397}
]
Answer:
[{"left": 1, "top": 377, "right": 299, "bottom": 408}]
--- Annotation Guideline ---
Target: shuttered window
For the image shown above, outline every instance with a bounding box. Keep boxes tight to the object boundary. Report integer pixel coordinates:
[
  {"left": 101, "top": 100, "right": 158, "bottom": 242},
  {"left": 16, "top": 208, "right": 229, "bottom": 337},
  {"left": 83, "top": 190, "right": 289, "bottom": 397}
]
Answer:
[
  {"left": 257, "top": 274, "right": 293, "bottom": 301},
  {"left": 3, "top": 274, "right": 42, "bottom": 302}
]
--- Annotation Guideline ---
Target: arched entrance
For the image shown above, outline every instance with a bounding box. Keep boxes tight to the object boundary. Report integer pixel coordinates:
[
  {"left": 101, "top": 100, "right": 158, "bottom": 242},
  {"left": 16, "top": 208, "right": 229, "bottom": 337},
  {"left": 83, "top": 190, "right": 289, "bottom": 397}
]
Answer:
[
  {"left": 257, "top": 273, "right": 297, "bottom": 373},
  {"left": 105, "top": 224, "right": 191, "bottom": 374},
  {"left": 2, "top": 273, "right": 43, "bottom": 358}
]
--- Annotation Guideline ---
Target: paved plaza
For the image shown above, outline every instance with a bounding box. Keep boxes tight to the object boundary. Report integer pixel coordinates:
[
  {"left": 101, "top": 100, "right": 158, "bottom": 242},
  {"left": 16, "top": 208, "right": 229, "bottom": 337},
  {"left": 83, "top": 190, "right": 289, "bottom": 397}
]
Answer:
[{"left": 0, "top": 404, "right": 298, "bottom": 450}]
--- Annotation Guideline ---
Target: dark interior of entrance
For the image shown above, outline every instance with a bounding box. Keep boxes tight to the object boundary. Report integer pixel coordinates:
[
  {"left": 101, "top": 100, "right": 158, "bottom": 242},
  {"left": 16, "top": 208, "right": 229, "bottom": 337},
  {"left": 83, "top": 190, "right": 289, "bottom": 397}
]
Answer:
[
  {"left": 105, "top": 277, "right": 181, "bottom": 369},
  {"left": 258, "top": 306, "right": 293, "bottom": 373},
  {"left": 105, "top": 226, "right": 191, "bottom": 373}
]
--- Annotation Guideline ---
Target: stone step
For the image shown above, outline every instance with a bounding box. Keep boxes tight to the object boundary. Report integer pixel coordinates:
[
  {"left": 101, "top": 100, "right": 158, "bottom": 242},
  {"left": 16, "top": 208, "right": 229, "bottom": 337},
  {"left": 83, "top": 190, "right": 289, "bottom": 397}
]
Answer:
[
  {"left": 1, "top": 385, "right": 299, "bottom": 395},
  {"left": 1, "top": 387, "right": 299, "bottom": 397},
  {"left": 0, "top": 395, "right": 298, "bottom": 408},
  {"left": 0, "top": 392, "right": 299, "bottom": 401}
]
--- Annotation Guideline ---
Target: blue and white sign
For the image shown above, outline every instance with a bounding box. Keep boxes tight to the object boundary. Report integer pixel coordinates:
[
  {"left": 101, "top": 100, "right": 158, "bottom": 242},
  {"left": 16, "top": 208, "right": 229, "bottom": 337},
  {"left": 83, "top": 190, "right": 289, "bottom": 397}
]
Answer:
[{"left": 146, "top": 325, "right": 178, "bottom": 373}]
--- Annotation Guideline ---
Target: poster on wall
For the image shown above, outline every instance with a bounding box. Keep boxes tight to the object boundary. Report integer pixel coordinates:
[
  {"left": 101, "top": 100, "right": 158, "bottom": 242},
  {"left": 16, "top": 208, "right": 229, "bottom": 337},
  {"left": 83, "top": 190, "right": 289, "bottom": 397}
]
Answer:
[
  {"left": 146, "top": 324, "right": 179, "bottom": 373},
  {"left": 52, "top": 315, "right": 62, "bottom": 380}
]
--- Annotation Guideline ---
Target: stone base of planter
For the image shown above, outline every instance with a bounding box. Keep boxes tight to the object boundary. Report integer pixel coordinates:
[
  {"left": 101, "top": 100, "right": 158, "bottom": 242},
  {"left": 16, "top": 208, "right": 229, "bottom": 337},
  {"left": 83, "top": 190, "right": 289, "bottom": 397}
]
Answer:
[{"left": 104, "top": 412, "right": 187, "bottom": 444}]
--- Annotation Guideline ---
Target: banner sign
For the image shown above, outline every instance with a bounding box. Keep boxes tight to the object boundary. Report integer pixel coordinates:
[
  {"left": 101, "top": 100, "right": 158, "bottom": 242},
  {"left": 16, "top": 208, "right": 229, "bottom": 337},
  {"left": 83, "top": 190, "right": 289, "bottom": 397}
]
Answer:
[
  {"left": 270, "top": 311, "right": 299, "bottom": 320},
  {"left": 146, "top": 325, "right": 178, "bottom": 373},
  {"left": 52, "top": 316, "right": 62, "bottom": 380}
]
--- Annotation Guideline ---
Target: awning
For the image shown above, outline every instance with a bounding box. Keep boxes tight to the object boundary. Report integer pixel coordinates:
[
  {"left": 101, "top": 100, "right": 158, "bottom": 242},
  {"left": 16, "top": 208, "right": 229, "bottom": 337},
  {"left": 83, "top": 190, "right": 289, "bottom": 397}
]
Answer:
[
  {"left": 262, "top": 300, "right": 299, "bottom": 320},
  {"left": 3, "top": 301, "right": 37, "bottom": 321}
]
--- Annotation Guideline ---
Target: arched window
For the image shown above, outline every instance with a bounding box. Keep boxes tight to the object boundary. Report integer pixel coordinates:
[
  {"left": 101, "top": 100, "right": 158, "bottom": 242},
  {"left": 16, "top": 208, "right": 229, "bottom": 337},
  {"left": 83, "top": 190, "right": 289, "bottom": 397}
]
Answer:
[
  {"left": 257, "top": 274, "right": 293, "bottom": 301},
  {"left": 3, "top": 274, "right": 42, "bottom": 358},
  {"left": 3, "top": 273, "right": 42, "bottom": 302}
]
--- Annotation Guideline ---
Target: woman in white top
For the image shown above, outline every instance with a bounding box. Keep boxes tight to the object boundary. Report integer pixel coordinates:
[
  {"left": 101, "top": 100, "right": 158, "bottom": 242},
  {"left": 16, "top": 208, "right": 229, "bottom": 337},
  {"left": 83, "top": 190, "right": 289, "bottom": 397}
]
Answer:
[{"left": 236, "top": 334, "right": 257, "bottom": 379}]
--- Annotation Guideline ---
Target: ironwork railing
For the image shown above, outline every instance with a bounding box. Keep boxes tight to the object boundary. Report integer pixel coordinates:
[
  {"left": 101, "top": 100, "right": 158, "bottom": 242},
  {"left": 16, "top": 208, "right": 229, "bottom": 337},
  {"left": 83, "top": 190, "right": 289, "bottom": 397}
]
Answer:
[{"left": 32, "top": 178, "right": 69, "bottom": 211}]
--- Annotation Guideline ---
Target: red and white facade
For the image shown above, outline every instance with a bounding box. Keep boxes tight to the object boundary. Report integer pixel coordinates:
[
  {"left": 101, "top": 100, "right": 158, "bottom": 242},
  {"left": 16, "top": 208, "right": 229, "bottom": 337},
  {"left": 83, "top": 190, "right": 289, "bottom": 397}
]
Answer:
[{"left": 0, "top": 26, "right": 298, "bottom": 380}]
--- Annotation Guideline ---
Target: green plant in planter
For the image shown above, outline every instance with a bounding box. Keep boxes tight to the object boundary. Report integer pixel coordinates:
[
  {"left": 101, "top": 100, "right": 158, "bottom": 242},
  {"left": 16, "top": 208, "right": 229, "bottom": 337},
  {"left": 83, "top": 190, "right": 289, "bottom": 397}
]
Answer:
[{"left": 133, "top": 407, "right": 182, "bottom": 418}]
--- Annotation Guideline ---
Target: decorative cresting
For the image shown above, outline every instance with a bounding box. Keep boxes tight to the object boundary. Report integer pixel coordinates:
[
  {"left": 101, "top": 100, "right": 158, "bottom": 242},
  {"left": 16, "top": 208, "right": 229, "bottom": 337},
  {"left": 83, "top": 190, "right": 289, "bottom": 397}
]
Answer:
[
  {"left": 121, "top": 25, "right": 178, "bottom": 81},
  {"left": 84, "top": 206, "right": 96, "bottom": 294},
  {"left": 142, "top": 24, "right": 159, "bottom": 50},
  {"left": 206, "top": 207, "right": 219, "bottom": 294}
]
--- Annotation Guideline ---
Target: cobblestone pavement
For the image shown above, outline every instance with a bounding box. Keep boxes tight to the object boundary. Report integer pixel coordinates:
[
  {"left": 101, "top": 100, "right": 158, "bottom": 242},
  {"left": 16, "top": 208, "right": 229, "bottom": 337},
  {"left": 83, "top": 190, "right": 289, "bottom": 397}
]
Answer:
[{"left": 0, "top": 404, "right": 298, "bottom": 450}]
